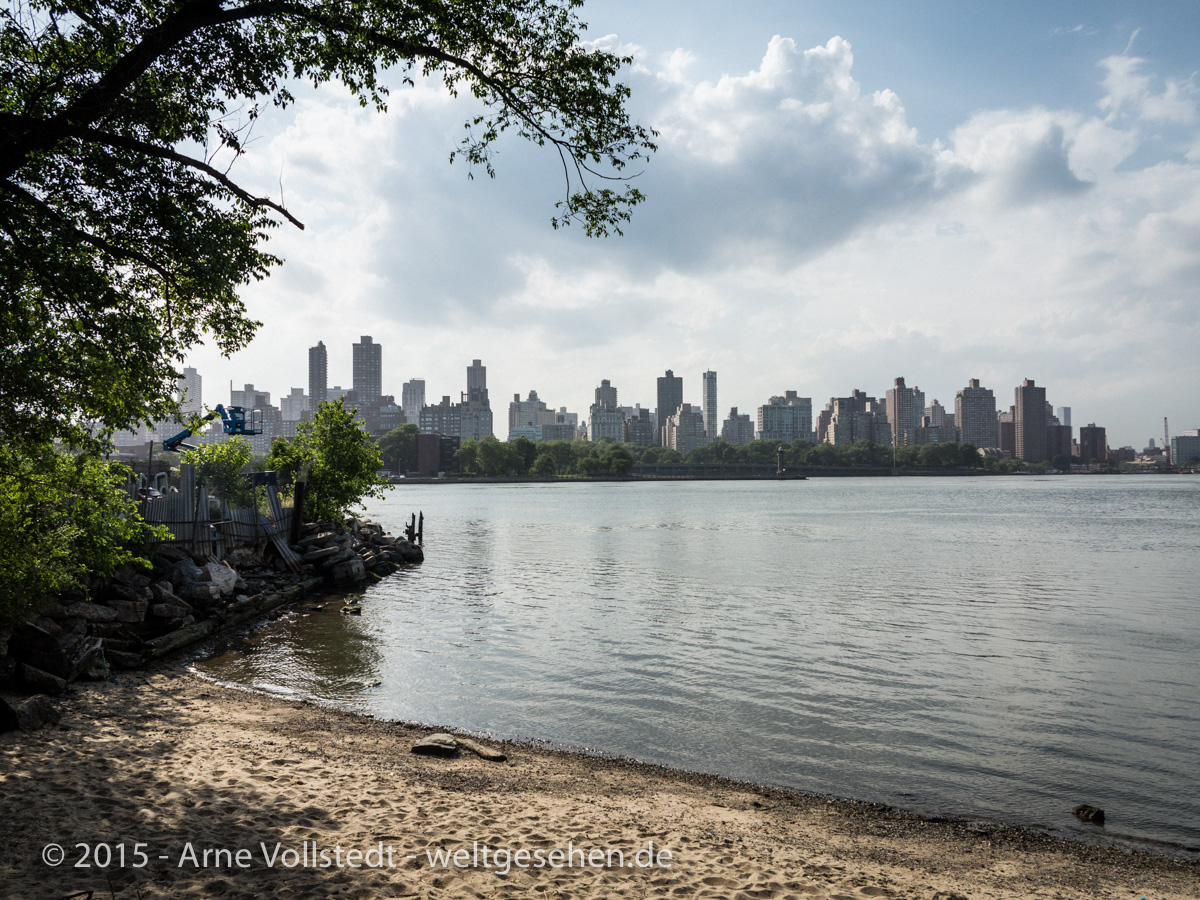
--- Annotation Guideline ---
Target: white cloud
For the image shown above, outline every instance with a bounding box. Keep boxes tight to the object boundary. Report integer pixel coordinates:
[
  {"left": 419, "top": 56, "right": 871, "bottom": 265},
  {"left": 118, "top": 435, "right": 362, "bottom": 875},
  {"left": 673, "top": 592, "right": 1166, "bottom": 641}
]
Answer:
[{"left": 188, "top": 34, "right": 1200, "bottom": 445}]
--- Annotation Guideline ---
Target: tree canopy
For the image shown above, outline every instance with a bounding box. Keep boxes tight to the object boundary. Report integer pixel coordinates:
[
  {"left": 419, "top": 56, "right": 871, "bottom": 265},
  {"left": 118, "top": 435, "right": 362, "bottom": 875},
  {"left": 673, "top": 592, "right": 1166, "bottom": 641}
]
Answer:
[{"left": 1, "top": 0, "right": 655, "bottom": 452}]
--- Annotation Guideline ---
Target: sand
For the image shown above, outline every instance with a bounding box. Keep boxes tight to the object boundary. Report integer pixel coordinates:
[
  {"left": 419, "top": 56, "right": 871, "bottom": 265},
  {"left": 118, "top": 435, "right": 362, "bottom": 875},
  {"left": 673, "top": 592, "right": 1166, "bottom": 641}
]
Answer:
[{"left": 1, "top": 670, "right": 1196, "bottom": 900}]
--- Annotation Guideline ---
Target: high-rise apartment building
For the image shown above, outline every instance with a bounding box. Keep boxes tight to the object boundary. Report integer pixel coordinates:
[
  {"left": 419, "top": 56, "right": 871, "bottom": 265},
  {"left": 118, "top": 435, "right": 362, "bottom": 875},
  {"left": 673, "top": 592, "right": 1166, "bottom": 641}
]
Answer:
[
  {"left": 955, "top": 379, "right": 997, "bottom": 449},
  {"left": 1014, "top": 379, "right": 1048, "bottom": 463},
  {"left": 1057, "top": 407, "right": 1072, "bottom": 428},
  {"left": 885, "top": 377, "right": 925, "bottom": 447},
  {"left": 664, "top": 403, "right": 706, "bottom": 454},
  {"left": 822, "top": 390, "right": 890, "bottom": 446},
  {"left": 589, "top": 379, "right": 624, "bottom": 443},
  {"left": 460, "top": 358, "right": 493, "bottom": 441},
  {"left": 176, "top": 366, "right": 202, "bottom": 416},
  {"left": 308, "top": 341, "right": 327, "bottom": 411},
  {"left": 721, "top": 407, "right": 755, "bottom": 445},
  {"left": 402, "top": 379, "right": 425, "bottom": 424},
  {"left": 702, "top": 370, "right": 718, "bottom": 442},
  {"left": 623, "top": 408, "right": 656, "bottom": 445},
  {"left": 1079, "top": 423, "right": 1107, "bottom": 464},
  {"left": 280, "top": 387, "right": 307, "bottom": 421},
  {"left": 924, "top": 399, "right": 946, "bottom": 428},
  {"left": 757, "top": 391, "right": 812, "bottom": 443},
  {"left": 656, "top": 369, "right": 683, "bottom": 446},
  {"left": 419, "top": 395, "right": 461, "bottom": 437},
  {"left": 352, "top": 336, "right": 382, "bottom": 403}
]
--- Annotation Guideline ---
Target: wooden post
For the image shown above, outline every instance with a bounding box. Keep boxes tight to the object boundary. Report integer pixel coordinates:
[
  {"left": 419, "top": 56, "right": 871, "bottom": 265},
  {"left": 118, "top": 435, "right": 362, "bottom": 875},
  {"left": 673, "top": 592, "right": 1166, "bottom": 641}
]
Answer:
[
  {"left": 418, "top": 511, "right": 424, "bottom": 545},
  {"left": 291, "top": 480, "right": 306, "bottom": 543}
]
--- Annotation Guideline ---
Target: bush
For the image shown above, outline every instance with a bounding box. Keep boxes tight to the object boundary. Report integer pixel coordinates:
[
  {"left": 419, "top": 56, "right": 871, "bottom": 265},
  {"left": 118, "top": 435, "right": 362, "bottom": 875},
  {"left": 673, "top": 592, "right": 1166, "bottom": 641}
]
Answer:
[
  {"left": 181, "top": 436, "right": 255, "bottom": 508},
  {"left": 0, "top": 444, "right": 160, "bottom": 625},
  {"left": 267, "top": 398, "right": 387, "bottom": 522}
]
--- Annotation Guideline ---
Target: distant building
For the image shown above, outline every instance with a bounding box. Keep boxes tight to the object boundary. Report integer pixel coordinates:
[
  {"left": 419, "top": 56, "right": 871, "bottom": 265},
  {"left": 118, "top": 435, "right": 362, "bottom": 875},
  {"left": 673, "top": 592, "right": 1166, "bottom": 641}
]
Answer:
[
  {"left": 1014, "top": 379, "right": 1048, "bottom": 462},
  {"left": 886, "top": 377, "right": 925, "bottom": 447},
  {"left": 1057, "top": 406, "right": 1072, "bottom": 427},
  {"left": 1079, "top": 423, "right": 1107, "bottom": 465},
  {"left": 823, "top": 390, "right": 890, "bottom": 446},
  {"left": 656, "top": 369, "right": 683, "bottom": 446},
  {"left": 664, "top": 403, "right": 705, "bottom": 454},
  {"left": 353, "top": 336, "right": 382, "bottom": 404},
  {"left": 998, "top": 408, "right": 1016, "bottom": 458},
  {"left": 177, "top": 367, "right": 202, "bottom": 416},
  {"left": 1046, "top": 423, "right": 1073, "bottom": 461},
  {"left": 509, "top": 390, "right": 555, "bottom": 440},
  {"left": 402, "top": 379, "right": 425, "bottom": 425},
  {"left": 308, "top": 341, "right": 327, "bottom": 410},
  {"left": 460, "top": 359, "right": 493, "bottom": 441},
  {"left": 419, "top": 395, "right": 461, "bottom": 438},
  {"left": 924, "top": 399, "right": 946, "bottom": 428},
  {"left": 955, "top": 379, "right": 997, "bottom": 449},
  {"left": 702, "top": 370, "right": 718, "bottom": 442},
  {"left": 1170, "top": 431, "right": 1200, "bottom": 466},
  {"left": 721, "top": 407, "right": 754, "bottom": 445},
  {"left": 623, "top": 408, "right": 656, "bottom": 446},
  {"left": 757, "top": 391, "right": 812, "bottom": 443},
  {"left": 280, "top": 387, "right": 308, "bottom": 421}
]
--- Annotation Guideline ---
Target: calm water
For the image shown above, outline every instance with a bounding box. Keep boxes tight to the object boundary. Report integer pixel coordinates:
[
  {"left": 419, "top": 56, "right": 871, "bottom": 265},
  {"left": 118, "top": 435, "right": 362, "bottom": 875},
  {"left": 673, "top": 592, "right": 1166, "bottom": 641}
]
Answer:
[{"left": 197, "top": 476, "right": 1200, "bottom": 851}]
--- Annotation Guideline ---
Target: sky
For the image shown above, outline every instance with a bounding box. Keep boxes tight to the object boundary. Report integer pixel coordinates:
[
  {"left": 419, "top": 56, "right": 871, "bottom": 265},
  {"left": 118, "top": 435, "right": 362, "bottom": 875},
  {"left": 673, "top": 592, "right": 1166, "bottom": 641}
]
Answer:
[{"left": 184, "top": 0, "right": 1200, "bottom": 447}]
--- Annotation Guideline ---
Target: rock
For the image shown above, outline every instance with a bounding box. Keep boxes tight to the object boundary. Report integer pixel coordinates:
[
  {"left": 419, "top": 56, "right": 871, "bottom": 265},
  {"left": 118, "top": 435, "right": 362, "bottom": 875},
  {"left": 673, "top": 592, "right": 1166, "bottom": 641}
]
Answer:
[
  {"left": 183, "top": 582, "right": 221, "bottom": 604},
  {"left": 109, "top": 600, "right": 148, "bottom": 623},
  {"left": 170, "top": 558, "right": 205, "bottom": 587},
  {"left": 9, "top": 622, "right": 70, "bottom": 678},
  {"left": 340, "top": 605, "right": 362, "bottom": 616},
  {"left": 1071, "top": 804, "right": 1105, "bottom": 825},
  {"left": 329, "top": 557, "right": 366, "bottom": 585},
  {"left": 150, "top": 601, "right": 192, "bottom": 621},
  {"left": 16, "top": 694, "right": 62, "bottom": 731},
  {"left": 0, "top": 697, "right": 19, "bottom": 731},
  {"left": 299, "top": 531, "right": 336, "bottom": 548},
  {"left": 19, "top": 664, "right": 67, "bottom": 695},
  {"left": 411, "top": 733, "right": 458, "bottom": 757},
  {"left": 203, "top": 562, "right": 239, "bottom": 597},
  {"left": 61, "top": 601, "right": 118, "bottom": 623},
  {"left": 302, "top": 545, "right": 340, "bottom": 563},
  {"left": 457, "top": 737, "right": 507, "bottom": 762}
]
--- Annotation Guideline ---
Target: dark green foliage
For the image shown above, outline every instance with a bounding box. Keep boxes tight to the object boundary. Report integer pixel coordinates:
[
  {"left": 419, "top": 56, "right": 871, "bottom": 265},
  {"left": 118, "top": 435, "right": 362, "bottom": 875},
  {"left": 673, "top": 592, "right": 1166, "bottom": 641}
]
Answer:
[
  {"left": 1, "top": 0, "right": 656, "bottom": 453},
  {"left": 378, "top": 423, "right": 420, "bottom": 473},
  {"left": 0, "top": 444, "right": 161, "bottom": 625},
  {"left": 266, "top": 399, "right": 386, "bottom": 522}
]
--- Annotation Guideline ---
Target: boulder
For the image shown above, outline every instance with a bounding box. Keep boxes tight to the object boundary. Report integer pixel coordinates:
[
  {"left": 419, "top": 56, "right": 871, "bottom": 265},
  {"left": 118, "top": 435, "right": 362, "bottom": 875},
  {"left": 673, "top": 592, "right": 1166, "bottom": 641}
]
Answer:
[
  {"left": 0, "top": 696, "right": 19, "bottom": 732},
  {"left": 61, "top": 601, "right": 118, "bottom": 624},
  {"left": 170, "top": 558, "right": 205, "bottom": 587},
  {"left": 299, "top": 531, "right": 336, "bottom": 548},
  {"left": 411, "top": 733, "right": 458, "bottom": 757},
  {"left": 203, "top": 562, "right": 239, "bottom": 597},
  {"left": 19, "top": 664, "right": 67, "bottom": 695},
  {"left": 302, "top": 545, "right": 340, "bottom": 563},
  {"left": 183, "top": 582, "right": 221, "bottom": 604},
  {"left": 1071, "top": 804, "right": 1105, "bottom": 825},
  {"left": 109, "top": 600, "right": 148, "bottom": 623},
  {"left": 9, "top": 622, "right": 70, "bottom": 678},
  {"left": 329, "top": 557, "right": 366, "bottom": 585},
  {"left": 16, "top": 694, "right": 62, "bottom": 731}
]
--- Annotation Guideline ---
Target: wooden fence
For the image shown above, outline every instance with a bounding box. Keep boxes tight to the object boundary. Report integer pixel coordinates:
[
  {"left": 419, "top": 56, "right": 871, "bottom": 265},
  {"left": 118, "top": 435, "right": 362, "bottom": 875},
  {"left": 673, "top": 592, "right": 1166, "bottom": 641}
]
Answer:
[{"left": 136, "top": 464, "right": 301, "bottom": 569}]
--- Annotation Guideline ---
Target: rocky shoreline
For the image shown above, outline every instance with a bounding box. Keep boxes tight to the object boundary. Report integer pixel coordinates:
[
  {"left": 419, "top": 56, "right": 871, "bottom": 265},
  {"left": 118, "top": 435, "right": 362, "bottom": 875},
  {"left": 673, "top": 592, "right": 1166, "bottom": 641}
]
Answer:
[{"left": 0, "top": 517, "right": 422, "bottom": 703}]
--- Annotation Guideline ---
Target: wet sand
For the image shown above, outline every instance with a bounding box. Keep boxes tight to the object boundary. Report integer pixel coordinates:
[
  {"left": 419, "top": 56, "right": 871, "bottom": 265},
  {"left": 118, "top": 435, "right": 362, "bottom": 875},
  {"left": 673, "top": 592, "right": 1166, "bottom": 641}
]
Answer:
[{"left": 1, "top": 670, "right": 1196, "bottom": 899}]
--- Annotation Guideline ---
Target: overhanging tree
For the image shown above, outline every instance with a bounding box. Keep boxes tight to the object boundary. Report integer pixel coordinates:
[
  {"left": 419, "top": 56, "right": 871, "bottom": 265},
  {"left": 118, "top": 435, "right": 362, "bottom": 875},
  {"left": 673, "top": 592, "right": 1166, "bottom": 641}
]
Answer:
[{"left": 1, "top": 0, "right": 656, "bottom": 451}]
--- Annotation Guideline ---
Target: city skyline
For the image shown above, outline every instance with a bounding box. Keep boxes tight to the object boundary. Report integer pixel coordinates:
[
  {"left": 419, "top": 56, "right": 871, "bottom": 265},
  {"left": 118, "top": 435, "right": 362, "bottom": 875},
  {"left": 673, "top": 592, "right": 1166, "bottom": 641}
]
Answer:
[{"left": 182, "top": 1, "right": 1200, "bottom": 447}]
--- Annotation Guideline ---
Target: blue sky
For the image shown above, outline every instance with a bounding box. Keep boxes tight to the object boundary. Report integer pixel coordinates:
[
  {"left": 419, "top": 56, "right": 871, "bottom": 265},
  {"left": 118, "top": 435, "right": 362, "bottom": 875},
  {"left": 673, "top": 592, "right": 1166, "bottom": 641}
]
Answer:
[{"left": 186, "top": 1, "right": 1200, "bottom": 446}]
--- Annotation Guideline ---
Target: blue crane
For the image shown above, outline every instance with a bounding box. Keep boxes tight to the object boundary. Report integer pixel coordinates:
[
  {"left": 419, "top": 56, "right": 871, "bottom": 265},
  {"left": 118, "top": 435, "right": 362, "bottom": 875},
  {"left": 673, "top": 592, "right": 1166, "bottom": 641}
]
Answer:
[{"left": 162, "top": 404, "right": 263, "bottom": 452}]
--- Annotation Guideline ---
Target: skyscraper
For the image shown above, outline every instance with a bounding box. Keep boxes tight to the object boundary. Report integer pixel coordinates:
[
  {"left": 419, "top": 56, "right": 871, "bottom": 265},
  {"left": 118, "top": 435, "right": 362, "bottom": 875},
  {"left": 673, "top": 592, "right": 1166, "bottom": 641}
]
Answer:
[
  {"left": 402, "top": 379, "right": 425, "bottom": 424},
  {"left": 1079, "top": 424, "right": 1107, "bottom": 464},
  {"left": 702, "top": 370, "right": 718, "bottom": 442},
  {"left": 757, "top": 392, "right": 812, "bottom": 443},
  {"left": 589, "top": 379, "right": 623, "bottom": 442},
  {"left": 308, "top": 341, "right": 327, "bottom": 411},
  {"left": 460, "top": 359, "right": 493, "bottom": 441},
  {"left": 885, "top": 377, "right": 925, "bottom": 447},
  {"left": 352, "top": 335, "right": 382, "bottom": 403},
  {"left": 176, "top": 366, "right": 202, "bottom": 416},
  {"left": 656, "top": 369, "right": 683, "bottom": 447},
  {"left": 1014, "top": 379, "right": 1048, "bottom": 463},
  {"left": 955, "top": 378, "right": 997, "bottom": 449}
]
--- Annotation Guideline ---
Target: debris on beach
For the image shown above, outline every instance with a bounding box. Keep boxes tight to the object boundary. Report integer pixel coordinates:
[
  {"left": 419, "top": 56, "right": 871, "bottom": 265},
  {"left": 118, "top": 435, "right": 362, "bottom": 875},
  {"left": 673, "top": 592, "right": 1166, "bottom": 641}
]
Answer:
[
  {"left": 1072, "top": 804, "right": 1105, "bottom": 825},
  {"left": 411, "top": 733, "right": 459, "bottom": 757}
]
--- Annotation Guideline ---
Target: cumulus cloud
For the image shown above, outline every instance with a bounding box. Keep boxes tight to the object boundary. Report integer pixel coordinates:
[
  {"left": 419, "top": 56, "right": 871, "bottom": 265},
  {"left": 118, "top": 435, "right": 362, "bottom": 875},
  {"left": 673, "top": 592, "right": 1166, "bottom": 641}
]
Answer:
[{"left": 188, "top": 34, "right": 1200, "bottom": 445}]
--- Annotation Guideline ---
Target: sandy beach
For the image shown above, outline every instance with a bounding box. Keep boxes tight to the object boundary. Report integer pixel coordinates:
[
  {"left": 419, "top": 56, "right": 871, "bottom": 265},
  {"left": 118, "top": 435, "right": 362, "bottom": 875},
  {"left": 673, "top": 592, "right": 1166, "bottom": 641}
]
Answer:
[{"left": 1, "top": 670, "right": 1195, "bottom": 900}]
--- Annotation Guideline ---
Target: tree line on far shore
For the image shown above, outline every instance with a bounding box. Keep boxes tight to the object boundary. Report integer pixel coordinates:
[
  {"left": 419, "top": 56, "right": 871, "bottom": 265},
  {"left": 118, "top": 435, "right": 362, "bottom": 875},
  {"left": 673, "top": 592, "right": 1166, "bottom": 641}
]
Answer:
[{"left": 374, "top": 427, "right": 1023, "bottom": 478}]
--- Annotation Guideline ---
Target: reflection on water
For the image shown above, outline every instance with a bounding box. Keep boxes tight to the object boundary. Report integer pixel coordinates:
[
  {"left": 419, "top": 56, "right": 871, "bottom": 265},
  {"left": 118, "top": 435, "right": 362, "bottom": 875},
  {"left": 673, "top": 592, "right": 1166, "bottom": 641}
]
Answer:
[{"left": 197, "top": 477, "right": 1200, "bottom": 852}]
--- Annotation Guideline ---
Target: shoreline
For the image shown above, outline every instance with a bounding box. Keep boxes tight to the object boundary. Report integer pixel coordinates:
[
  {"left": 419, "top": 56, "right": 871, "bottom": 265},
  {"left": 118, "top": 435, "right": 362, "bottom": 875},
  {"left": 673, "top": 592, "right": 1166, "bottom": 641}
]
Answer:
[
  {"left": 3, "top": 670, "right": 1197, "bottom": 899},
  {"left": 193, "top": 665, "right": 1200, "bottom": 863}
]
